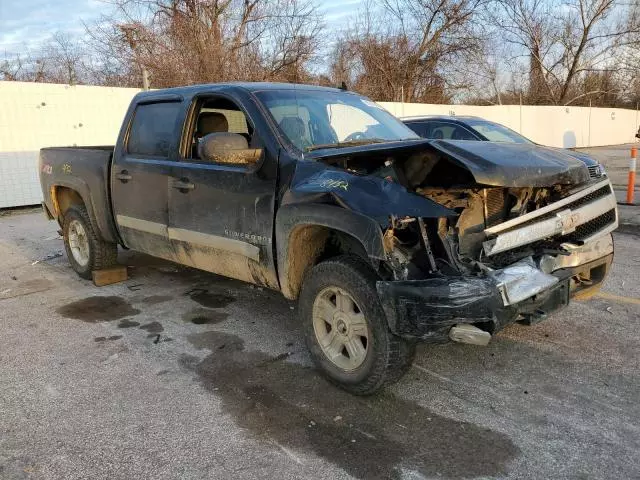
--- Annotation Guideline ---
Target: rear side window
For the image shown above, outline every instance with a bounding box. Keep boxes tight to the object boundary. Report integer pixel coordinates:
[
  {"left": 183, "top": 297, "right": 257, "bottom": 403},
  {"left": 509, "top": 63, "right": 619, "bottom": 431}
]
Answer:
[{"left": 127, "top": 102, "right": 180, "bottom": 157}]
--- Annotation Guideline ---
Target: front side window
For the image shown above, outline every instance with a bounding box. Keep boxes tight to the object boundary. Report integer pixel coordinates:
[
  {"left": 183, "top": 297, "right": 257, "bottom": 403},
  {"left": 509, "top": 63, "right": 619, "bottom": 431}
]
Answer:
[
  {"left": 186, "top": 96, "right": 260, "bottom": 165},
  {"left": 405, "top": 120, "right": 478, "bottom": 141},
  {"left": 426, "top": 121, "right": 478, "bottom": 141},
  {"left": 255, "top": 89, "right": 419, "bottom": 151},
  {"left": 127, "top": 102, "right": 180, "bottom": 157},
  {"left": 404, "top": 121, "right": 429, "bottom": 137}
]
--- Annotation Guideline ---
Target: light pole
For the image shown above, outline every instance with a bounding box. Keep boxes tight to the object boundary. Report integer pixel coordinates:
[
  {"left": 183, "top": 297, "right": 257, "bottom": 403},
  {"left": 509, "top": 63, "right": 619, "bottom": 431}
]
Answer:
[{"left": 120, "top": 23, "right": 150, "bottom": 91}]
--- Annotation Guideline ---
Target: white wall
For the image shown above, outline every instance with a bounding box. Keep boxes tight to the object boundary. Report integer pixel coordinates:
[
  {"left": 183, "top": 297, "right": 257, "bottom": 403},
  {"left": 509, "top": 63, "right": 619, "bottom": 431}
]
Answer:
[
  {"left": 1, "top": 81, "right": 639, "bottom": 207},
  {"left": 0, "top": 81, "right": 140, "bottom": 208},
  {"left": 380, "top": 102, "right": 640, "bottom": 149}
]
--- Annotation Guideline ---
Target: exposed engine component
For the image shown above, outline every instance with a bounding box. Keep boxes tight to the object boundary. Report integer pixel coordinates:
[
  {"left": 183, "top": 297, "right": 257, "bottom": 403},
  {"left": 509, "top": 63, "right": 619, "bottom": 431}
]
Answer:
[
  {"left": 320, "top": 142, "right": 616, "bottom": 282},
  {"left": 383, "top": 216, "right": 441, "bottom": 280},
  {"left": 416, "top": 218, "right": 437, "bottom": 273}
]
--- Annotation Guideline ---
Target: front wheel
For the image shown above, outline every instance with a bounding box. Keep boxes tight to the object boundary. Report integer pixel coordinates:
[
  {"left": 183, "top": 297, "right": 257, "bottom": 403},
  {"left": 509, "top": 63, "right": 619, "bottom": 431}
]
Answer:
[{"left": 299, "top": 255, "right": 415, "bottom": 395}]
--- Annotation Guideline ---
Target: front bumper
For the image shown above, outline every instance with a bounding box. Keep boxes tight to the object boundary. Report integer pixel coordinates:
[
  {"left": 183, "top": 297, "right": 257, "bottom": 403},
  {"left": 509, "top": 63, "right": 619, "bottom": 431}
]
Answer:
[{"left": 377, "top": 234, "right": 614, "bottom": 342}]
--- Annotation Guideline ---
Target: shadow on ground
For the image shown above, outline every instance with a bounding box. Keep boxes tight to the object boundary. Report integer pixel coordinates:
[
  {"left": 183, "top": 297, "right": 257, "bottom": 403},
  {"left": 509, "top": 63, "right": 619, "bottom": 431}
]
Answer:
[{"left": 182, "top": 332, "right": 519, "bottom": 480}]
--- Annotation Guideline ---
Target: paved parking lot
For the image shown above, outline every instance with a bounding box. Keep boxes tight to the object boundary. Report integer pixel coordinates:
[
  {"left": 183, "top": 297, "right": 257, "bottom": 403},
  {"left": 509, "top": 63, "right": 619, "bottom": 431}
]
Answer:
[
  {"left": 577, "top": 143, "right": 639, "bottom": 190},
  {"left": 1, "top": 208, "right": 639, "bottom": 480}
]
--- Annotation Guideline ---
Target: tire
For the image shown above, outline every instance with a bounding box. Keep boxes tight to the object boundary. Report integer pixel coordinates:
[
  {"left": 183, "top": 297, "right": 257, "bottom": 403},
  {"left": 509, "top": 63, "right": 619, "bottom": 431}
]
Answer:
[
  {"left": 299, "top": 255, "right": 416, "bottom": 395},
  {"left": 62, "top": 205, "right": 118, "bottom": 279}
]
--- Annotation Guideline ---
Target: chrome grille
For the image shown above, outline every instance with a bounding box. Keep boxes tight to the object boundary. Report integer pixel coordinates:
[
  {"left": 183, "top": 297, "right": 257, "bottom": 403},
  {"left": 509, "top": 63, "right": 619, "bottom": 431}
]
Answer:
[
  {"left": 566, "top": 185, "right": 610, "bottom": 210},
  {"left": 510, "top": 185, "right": 612, "bottom": 231},
  {"left": 588, "top": 165, "right": 603, "bottom": 178},
  {"left": 483, "top": 179, "right": 618, "bottom": 256},
  {"left": 563, "top": 209, "right": 617, "bottom": 243}
]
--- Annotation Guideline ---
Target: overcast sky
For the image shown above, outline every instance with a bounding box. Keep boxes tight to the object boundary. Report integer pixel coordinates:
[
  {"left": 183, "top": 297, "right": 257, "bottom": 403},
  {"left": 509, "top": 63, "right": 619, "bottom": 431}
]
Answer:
[{"left": 0, "top": 0, "right": 363, "bottom": 56}]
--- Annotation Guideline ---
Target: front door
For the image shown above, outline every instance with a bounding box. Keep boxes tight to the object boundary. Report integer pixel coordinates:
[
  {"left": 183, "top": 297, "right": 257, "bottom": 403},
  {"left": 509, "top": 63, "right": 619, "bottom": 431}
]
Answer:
[
  {"left": 111, "top": 100, "right": 182, "bottom": 261},
  {"left": 167, "top": 94, "right": 280, "bottom": 288}
]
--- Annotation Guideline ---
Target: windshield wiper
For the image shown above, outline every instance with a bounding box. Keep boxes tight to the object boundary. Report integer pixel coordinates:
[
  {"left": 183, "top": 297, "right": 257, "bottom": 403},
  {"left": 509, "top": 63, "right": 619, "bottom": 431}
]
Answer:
[{"left": 305, "top": 138, "right": 387, "bottom": 152}]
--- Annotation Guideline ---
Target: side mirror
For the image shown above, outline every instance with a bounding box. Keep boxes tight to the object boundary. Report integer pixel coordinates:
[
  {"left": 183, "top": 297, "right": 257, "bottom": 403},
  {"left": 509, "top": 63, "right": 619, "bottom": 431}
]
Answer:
[{"left": 198, "top": 132, "right": 262, "bottom": 166}]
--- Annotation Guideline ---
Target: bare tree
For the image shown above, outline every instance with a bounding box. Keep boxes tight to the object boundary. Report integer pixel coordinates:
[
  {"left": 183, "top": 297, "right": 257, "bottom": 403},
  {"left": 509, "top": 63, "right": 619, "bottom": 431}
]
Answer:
[
  {"left": 260, "top": 0, "right": 324, "bottom": 82},
  {"left": 3, "top": 0, "right": 639, "bottom": 109},
  {"left": 489, "top": 0, "right": 640, "bottom": 105},
  {"left": 46, "top": 33, "right": 86, "bottom": 84},
  {"left": 327, "top": 0, "right": 485, "bottom": 103},
  {"left": 457, "top": 35, "right": 519, "bottom": 105},
  {"left": 85, "top": 0, "right": 324, "bottom": 88},
  {"left": 0, "top": 54, "right": 24, "bottom": 81},
  {"left": 1, "top": 33, "right": 91, "bottom": 84}
]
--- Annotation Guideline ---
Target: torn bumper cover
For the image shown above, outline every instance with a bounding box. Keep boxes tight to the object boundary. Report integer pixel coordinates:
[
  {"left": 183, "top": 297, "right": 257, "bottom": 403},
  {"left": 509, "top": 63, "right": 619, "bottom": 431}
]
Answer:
[
  {"left": 489, "top": 257, "right": 558, "bottom": 306},
  {"left": 377, "top": 234, "right": 614, "bottom": 342}
]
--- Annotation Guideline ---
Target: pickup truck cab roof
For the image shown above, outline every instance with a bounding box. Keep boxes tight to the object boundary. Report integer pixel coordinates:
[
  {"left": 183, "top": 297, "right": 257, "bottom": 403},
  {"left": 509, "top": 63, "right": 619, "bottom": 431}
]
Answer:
[
  {"left": 133, "top": 81, "right": 348, "bottom": 100},
  {"left": 400, "top": 114, "right": 483, "bottom": 121}
]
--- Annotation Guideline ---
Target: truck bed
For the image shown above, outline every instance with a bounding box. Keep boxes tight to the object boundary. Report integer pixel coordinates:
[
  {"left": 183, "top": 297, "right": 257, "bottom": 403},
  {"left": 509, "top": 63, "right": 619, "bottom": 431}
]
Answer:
[{"left": 39, "top": 146, "right": 119, "bottom": 243}]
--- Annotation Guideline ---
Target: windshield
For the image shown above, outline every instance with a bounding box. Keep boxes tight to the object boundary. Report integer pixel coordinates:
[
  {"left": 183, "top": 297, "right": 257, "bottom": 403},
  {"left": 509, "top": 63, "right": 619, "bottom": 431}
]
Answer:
[
  {"left": 255, "top": 89, "right": 420, "bottom": 151},
  {"left": 465, "top": 119, "right": 532, "bottom": 144}
]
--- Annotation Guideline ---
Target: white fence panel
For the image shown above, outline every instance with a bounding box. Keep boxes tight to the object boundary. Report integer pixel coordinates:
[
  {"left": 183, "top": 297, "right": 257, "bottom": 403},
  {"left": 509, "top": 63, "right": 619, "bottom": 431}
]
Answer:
[{"left": 0, "top": 82, "right": 139, "bottom": 208}]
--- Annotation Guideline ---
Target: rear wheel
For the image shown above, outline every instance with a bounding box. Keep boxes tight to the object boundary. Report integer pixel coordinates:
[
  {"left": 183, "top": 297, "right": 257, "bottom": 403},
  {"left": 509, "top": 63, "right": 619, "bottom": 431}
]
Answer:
[
  {"left": 62, "top": 205, "right": 117, "bottom": 279},
  {"left": 299, "top": 255, "right": 415, "bottom": 395}
]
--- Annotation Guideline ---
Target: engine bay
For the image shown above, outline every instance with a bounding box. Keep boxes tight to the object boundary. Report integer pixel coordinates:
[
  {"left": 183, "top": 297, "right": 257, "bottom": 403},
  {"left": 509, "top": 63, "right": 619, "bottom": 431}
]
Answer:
[{"left": 311, "top": 144, "right": 612, "bottom": 282}]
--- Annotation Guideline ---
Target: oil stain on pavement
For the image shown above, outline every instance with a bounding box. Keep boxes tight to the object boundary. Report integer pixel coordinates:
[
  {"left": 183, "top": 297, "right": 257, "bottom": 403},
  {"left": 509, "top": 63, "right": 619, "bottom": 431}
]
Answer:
[
  {"left": 56, "top": 296, "right": 140, "bottom": 322},
  {"left": 188, "top": 289, "right": 235, "bottom": 308},
  {"left": 118, "top": 319, "right": 140, "bottom": 328},
  {"left": 186, "top": 331, "right": 244, "bottom": 351},
  {"left": 139, "top": 321, "right": 164, "bottom": 333},
  {"left": 139, "top": 295, "right": 172, "bottom": 305},
  {"left": 94, "top": 335, "right": 123, "bottom": 342},
  {"left": 183, "top": 308, "right": 230, "bottom": 325},
  {"left": 183, "top": 332, "right": 519, "bottom": 479}
]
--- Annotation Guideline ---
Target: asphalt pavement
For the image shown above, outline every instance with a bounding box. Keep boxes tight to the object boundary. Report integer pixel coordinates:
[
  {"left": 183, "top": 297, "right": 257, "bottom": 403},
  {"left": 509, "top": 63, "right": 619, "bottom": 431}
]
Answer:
[{"left": 1, "top": 206, "right": 639, "bottom": 479}]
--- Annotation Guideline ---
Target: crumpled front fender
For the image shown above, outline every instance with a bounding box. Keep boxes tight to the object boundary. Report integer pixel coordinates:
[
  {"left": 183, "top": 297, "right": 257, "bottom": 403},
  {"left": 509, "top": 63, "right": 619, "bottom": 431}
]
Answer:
[{"left": 283, "top": 161, "right": 455, "bottom": 226}]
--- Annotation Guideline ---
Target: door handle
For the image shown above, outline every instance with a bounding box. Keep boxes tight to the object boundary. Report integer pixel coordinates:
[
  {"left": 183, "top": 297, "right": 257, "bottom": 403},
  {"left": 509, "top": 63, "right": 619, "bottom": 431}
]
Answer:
[
  {"left": 116, "top": 170, "right": 132, "bottom": 183},
  {"left": 172, "top": 178, "right": 195, "bottom": 192}
]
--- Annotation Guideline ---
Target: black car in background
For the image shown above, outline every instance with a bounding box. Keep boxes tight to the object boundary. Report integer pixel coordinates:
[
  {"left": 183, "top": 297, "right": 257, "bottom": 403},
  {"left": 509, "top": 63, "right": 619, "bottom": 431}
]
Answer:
[
  {"left": 401, "top": 115, "right": 606, "bottom": 177},
  {"left": 402, "top": 115, "right": 532, "bottom": 143}
]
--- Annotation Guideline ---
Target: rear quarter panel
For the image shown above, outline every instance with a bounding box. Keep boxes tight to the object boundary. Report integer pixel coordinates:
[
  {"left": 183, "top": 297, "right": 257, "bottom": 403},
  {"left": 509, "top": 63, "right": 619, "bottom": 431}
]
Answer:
[{"left": 39, "top": 146, "right": 120, "bottom": 243}]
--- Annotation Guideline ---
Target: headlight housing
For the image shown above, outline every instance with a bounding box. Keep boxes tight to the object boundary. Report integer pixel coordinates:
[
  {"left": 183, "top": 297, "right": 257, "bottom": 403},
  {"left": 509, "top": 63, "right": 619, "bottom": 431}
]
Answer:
[{"left": 598, "top": 163, "right": 607, "bottom": 176}]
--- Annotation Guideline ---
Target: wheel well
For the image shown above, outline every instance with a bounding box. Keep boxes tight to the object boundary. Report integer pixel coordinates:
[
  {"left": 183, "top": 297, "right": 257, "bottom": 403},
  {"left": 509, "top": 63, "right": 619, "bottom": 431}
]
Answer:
[
  {"left": 52, "top": 186, "right": 84, "bottom": 222},
  {"left": 282, "top": 225, "right": 371, "bottom": 300}
]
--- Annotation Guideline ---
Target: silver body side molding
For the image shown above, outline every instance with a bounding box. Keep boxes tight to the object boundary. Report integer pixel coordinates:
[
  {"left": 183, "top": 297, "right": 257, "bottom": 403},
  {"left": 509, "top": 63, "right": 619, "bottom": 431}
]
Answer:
[{"left": 116, "top": 215, "right": 260, "bottom": 262}]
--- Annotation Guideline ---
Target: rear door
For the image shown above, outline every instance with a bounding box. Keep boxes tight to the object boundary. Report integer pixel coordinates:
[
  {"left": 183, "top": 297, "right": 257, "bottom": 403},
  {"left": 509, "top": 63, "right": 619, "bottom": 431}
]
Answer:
[
  {"left": 167, "top": 93, "right": 280, "bottom": 288},
  {"left": 111, "top": 99, "right": 182, "bottom": 260}
]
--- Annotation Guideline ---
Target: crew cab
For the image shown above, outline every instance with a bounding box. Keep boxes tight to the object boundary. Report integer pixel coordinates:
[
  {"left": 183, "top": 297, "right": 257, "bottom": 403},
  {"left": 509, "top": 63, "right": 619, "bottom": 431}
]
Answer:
[{"left": 39, "top": 83, "right": 618, "bottom": 394}]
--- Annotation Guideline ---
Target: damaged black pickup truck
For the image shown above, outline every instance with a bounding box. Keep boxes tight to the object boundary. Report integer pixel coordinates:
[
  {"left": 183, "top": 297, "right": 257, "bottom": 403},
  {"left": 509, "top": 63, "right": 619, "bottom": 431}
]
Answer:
[{"left": 39, "top": 83, "right": 618, "bottom": 394}]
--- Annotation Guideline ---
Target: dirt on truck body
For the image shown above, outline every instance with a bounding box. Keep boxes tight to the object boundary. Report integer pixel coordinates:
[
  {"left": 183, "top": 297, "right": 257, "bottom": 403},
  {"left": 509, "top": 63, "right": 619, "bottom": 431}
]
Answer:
[{"left": 39, "top": 82, "right": 617, "bottom": 394}]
